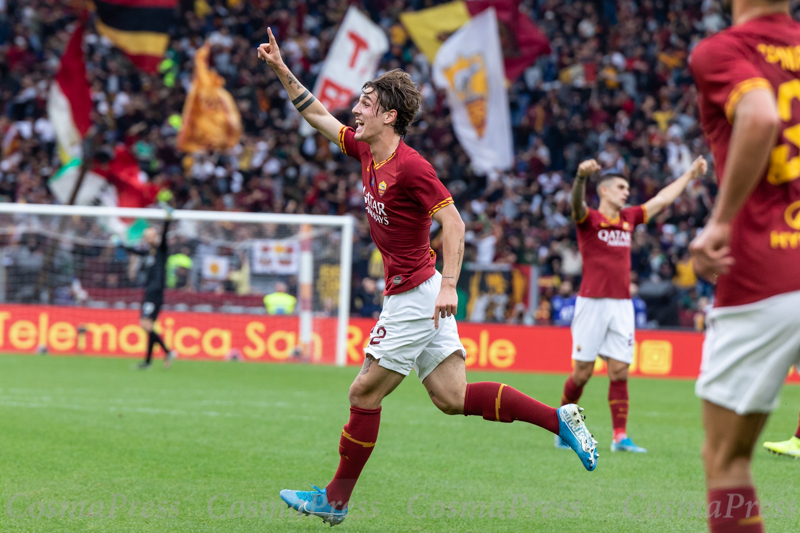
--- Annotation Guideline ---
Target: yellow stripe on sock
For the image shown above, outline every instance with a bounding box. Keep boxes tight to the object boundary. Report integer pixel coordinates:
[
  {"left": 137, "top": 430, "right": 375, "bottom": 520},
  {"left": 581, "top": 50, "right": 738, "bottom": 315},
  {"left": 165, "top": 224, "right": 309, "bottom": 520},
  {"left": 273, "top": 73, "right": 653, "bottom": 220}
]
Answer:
[
  {"left": 495, "top": 384, "right": 506, "bottom": 422},
  {"left": 342, "top": 430, "right": 375, "bottom": 448},
  {"left": 738, "top": 515, "right": 763, "bottom": 526},
  {"left": 608, "top": 400, "right": 629, "bottom": 405}
]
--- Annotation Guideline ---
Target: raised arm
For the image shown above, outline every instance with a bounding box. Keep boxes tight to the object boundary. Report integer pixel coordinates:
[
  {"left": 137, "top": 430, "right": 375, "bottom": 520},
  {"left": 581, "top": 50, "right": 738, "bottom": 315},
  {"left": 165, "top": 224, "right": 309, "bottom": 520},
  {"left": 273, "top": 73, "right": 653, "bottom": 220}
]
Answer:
[
  {"left": 258, "top": 28, "right": 344, "bottom": 143},
  {"left": 431, "top": 204, "right": 465, "bottom": 329},
  {"left": 643, "top": 156, "right": 707, "bottom": 219},
  {"left": 572, "top": 159, "right": 600, "bottom": 222}
]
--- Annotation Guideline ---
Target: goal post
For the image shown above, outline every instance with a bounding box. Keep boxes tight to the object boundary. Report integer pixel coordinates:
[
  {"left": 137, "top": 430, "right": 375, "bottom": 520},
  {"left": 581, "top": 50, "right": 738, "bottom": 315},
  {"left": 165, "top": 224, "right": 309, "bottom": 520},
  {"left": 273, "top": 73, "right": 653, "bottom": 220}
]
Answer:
[{"left": 0, "top": 203, "right": 354, "bottom": 366}]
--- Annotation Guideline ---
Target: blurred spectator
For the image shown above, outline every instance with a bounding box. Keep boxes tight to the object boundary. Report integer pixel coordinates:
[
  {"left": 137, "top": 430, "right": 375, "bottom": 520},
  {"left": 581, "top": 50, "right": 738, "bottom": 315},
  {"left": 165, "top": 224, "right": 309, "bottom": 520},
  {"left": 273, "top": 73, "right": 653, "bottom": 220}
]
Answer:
[
  {"left": 226, "top": 250, "right": 250, "bottom": 295},
  {"left": 631, "top": 282, "right": 648, "bottom": 329},
  {"left": 264, "top": 281, "right": 296, "bottom": 315},
  {"left": 551, "top": 280, "right": 576, "bottom": 327},
  {"left": 167, "top": 245, "right": 193, "bottom": 289},
  {"left": 353, "top": 277, "right": 382, "bottom": 319}
]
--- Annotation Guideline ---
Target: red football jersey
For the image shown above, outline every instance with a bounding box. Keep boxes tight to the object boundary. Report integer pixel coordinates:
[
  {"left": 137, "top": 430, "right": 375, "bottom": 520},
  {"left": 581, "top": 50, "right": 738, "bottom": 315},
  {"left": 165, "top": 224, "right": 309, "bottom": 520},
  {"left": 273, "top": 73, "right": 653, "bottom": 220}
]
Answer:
[
  {"left": 575, "top": 206, "right": 647, "bottom": 299},
  {"left": 691, "top": 13, "right": 800, "bottom": 307},
  {"left": 338, "top": 126, "right": 454, "bottom": 296}
]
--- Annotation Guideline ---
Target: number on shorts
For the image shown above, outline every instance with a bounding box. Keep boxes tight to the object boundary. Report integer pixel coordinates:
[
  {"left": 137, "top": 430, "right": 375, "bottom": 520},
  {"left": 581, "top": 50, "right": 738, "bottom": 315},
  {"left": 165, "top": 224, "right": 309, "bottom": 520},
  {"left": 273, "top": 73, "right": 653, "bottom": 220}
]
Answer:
[
  {"left": 369, "top": 326, "right": 386, "bottom": 345},
  {"left": 142, "top": 302, "right": 155, "bottom": 316}
]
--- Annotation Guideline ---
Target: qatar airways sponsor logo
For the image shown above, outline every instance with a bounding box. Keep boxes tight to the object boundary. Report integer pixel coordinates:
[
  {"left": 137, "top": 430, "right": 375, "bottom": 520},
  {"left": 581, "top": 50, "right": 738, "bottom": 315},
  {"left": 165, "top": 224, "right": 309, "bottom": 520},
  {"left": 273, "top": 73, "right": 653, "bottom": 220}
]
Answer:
[
  {"left": 598, "top": 229, "right": 631, "bottom": 247},
  {"left": 364, "top": 188, "right": 390, "bottom": 226}
]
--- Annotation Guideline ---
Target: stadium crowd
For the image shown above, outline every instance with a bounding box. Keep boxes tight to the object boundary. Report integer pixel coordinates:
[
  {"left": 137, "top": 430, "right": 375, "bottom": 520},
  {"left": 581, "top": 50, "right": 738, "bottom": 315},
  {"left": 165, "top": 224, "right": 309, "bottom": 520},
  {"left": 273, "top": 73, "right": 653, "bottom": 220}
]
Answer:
[{"left": 1, "top": 0, "right": 783, "bottom": 327}]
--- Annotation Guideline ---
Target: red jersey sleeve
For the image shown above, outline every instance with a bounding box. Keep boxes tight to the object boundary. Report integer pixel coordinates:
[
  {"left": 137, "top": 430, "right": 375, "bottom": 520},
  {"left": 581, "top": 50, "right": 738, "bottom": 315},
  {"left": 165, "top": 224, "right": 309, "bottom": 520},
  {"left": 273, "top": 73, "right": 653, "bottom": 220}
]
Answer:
[
  {"left": 622, "top": 205, "right": 646, "bottom": 226},
  {"left": 403, "top": 156, "right": 454, "bottom": 217},
  {"left": 690, "top": 34, "right": 773, "bottom": 122},
  {"left": 338, "top": 126, "right": 369, "bottom": 161}
]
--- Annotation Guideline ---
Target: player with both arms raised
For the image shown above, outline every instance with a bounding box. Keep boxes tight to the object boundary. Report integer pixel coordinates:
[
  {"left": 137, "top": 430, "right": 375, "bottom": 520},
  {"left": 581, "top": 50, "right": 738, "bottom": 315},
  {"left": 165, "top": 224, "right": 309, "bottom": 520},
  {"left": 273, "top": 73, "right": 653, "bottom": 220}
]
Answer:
[
  {"left": 557, "top": 155, "right": 707, "bottom": 454},
  {"left": 258, "top": 28, "right": 598, "bottom": 526}
]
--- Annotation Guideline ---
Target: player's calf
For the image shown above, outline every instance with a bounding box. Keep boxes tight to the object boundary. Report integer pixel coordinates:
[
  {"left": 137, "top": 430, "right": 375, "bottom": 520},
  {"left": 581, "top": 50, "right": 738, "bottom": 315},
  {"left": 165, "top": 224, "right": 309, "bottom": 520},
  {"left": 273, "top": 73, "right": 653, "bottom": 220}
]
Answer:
[{"left": 423, "top": 353, "right": 467, "bottom": 415}]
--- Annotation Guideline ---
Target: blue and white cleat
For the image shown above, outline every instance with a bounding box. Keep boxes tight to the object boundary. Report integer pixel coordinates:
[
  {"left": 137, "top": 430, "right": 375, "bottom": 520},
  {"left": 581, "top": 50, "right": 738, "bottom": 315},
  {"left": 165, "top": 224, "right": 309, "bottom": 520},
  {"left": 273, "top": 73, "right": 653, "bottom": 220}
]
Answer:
[
  {"left": 557, "top": 404, "right": 598, "bottom": 471},
  {"left": 554, "top": 434, "right": 571, "bottom": 449},
  {"left": 611, "top": 437, "right": 647, "bottom": 453},
  {"left": 279, "top": 485, "right": 347, "bottom": 526}
]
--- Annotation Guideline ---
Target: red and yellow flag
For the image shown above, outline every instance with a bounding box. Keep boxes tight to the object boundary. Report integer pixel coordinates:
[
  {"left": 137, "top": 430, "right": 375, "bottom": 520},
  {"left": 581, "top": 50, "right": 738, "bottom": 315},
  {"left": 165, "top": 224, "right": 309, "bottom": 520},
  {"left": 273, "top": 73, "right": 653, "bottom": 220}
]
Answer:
[
  {"left": 93, "top": 0, "right": 177, "bottom": 72},
  {"left": 177, "top": 44, "right": 242, "bottom": 153}
]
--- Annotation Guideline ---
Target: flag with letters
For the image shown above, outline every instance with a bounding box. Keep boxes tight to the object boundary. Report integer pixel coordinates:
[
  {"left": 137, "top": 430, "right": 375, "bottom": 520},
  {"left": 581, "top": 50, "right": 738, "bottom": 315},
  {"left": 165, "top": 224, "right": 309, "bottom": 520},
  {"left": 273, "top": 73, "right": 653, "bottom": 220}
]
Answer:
[
  {"left": 432, "top": 8, "right": 513, "bottom": 174},
  {"left": 299, "top": 6, "right": 389, "bottom": 136}
]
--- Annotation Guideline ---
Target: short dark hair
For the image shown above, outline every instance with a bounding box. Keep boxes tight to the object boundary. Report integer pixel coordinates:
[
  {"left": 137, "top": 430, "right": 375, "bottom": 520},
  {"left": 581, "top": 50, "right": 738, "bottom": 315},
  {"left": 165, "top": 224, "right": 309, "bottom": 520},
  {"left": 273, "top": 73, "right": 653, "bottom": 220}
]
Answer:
[
  {"left": 597, "top": 173, "right": 628, "bottom": 190},
  {"left": 362, "top": 69, "right": 421, "bottom": 136}
]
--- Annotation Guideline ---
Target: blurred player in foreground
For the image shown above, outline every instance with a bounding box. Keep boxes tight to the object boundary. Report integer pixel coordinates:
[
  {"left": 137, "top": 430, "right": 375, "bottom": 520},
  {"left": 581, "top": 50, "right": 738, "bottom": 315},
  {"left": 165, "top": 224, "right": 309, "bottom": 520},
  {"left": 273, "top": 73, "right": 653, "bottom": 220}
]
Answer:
[
  {"left": 258, "top": 28, "right": 598, "bottom": 526},
  {"left": 763, "top": 409, "right": 800, "bottom": 458},
  {"left": 690, "top": 0, "right": 800, "bottom": 530},
  {"left": 558, "top": 156, "right": 707, "bottom": 454},
  {"left": 120, "top": 209, "right": 177, "bottom": 370}
]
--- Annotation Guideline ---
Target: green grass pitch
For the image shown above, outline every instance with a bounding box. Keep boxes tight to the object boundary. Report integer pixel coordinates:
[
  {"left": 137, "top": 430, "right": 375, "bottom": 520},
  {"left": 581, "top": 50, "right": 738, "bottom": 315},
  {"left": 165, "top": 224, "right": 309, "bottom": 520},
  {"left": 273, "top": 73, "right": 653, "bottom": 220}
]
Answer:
[{"left": 0, "top": 355, "right": 798, "bottom": 532}]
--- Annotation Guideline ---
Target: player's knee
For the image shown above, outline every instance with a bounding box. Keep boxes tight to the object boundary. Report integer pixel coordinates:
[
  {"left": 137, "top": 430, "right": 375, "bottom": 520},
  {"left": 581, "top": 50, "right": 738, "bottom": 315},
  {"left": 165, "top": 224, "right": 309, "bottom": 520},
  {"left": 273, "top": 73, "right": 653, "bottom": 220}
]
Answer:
[
  {"left": 348, "top": 382, "right": 380, "bottom": 409},
  {"left": 702, "top": 438, "right": 752, "bottom": 477},
  {"left": 572, "top": 363, "right": 593, "bottom": 386},
  {"left": 608, "top": 365, "right": 629, "bottom": 381}
]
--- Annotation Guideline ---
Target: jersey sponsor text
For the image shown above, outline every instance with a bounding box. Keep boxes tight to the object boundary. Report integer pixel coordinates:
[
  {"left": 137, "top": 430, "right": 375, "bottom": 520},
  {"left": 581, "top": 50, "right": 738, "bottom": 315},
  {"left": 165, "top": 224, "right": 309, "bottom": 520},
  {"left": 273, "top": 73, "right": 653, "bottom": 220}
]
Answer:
[{"left": 598, "top": 229, "right": 631, "bottom": 247}]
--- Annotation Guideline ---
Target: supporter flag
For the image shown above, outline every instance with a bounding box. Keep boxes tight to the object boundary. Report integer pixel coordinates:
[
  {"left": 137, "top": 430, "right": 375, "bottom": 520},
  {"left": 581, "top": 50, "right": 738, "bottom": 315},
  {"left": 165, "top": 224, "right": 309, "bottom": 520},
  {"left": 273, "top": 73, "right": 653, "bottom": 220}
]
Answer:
[
  {"left": 299, "top": 6, "right": 389, "bottom": 136},
  {"left": 400, "top": 0, "right": 550, "bottom": 81},
  {"left": 49, "top": 145, "right": 161, "bottom": 240},
  {"left": 47, "top": 22, "right": 92, "bottom": 163},
  {"left": 93, "top": 0, "right": 176, "bottom": 73},
  {"left": 177, "top": 44, "right": 242, "bottom": 153},
  {"left": 92, "top": 145, "right": 161, "bottom": 210},
  {"left": 252, "top": 240, "right": 300, "bottom": 275},
  {"left": 202, "top": 256, "right": 230, "bottom": 281},
  {"left": 432, "top": 8, "right": 513, "bottom": 174}
]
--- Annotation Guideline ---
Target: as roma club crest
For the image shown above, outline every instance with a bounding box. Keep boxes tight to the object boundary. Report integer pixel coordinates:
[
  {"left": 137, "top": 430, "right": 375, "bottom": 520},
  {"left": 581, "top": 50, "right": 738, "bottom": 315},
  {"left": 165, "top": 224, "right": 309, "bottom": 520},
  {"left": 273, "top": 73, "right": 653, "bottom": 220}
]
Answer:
[
  {"left": 378, "top": 181, "right": 387, "bottom": 196},
  {"left": 442, "top": 54, "right": 488, "bottom": 138}
]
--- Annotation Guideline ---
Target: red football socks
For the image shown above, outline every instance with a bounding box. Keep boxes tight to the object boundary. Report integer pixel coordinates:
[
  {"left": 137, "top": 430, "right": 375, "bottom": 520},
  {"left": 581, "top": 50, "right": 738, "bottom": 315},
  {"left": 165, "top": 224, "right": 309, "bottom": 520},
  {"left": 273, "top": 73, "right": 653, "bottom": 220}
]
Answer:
[
  {"left": 561, "top": 375, "right": 584, "bottom": 406},
  {"left": 795, "top": 411, "right": 800, "bottom": 439},
  {"left": 463, "top": 382, "right": 559, "bottom": 434},
  {"left": 325, "top": 406, "right": 381, "bottom": 510},
  {"left": 609, "top": 379, "right": 629, "bottom": 441},
  {"left": 707, "top": 487, "right": 764, "bottom": 532}
]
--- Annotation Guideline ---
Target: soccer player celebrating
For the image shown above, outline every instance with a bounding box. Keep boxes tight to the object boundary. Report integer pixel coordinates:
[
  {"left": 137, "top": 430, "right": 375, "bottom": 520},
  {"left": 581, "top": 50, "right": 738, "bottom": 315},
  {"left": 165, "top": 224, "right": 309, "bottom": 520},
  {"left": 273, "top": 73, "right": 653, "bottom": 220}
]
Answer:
[
  {"left": 763, "top": 409, "right": 800, "bottom": 458},
  {"left": 120, "top": 210, "right": 177, "bottom": 370},
  {"left": 258, "top": 29, "right": 598, "bottom": 526},
  {"left": 557, "top": 156, "right": 707, "bottom": 454},
  {"left": 689, "top": 1, "right": 800, "bottom": 531}
]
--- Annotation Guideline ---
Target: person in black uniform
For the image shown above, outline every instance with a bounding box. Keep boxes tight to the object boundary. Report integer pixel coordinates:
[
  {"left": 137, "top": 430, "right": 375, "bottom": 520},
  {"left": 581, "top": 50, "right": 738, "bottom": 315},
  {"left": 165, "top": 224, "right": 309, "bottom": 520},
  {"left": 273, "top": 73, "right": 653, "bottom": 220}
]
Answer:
[{"left": 122, "top": 210, "right": 176, "bottom": 369}]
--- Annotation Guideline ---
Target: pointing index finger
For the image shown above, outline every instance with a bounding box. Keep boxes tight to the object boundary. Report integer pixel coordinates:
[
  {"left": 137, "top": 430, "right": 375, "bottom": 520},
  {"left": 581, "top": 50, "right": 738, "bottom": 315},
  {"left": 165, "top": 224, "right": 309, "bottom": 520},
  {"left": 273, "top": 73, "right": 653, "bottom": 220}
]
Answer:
[{"left": 268, "top": 27, "right": 275, "bottom": 45}]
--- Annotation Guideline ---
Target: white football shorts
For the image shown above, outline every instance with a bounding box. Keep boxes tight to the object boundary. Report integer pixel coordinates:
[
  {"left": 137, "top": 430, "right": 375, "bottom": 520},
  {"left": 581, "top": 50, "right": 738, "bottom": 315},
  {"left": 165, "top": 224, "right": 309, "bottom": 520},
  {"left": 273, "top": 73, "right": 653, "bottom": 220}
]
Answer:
[
  {"left": 696, "top": 289, "right": 800, "bottom": 414},
  {"left": 364, "top": 271, "right": 466, "bottom": 382},
  {"left": 571, "top": 296, "right": 635, "bottom": 364}
]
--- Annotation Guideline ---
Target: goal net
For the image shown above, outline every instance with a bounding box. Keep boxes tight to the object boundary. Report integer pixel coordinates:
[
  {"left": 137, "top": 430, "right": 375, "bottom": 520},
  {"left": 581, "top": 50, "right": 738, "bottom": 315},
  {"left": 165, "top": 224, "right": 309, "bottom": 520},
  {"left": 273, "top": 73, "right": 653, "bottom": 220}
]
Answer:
[{"left": 0, "top": 204, "right": 353, "bottom": 365}]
